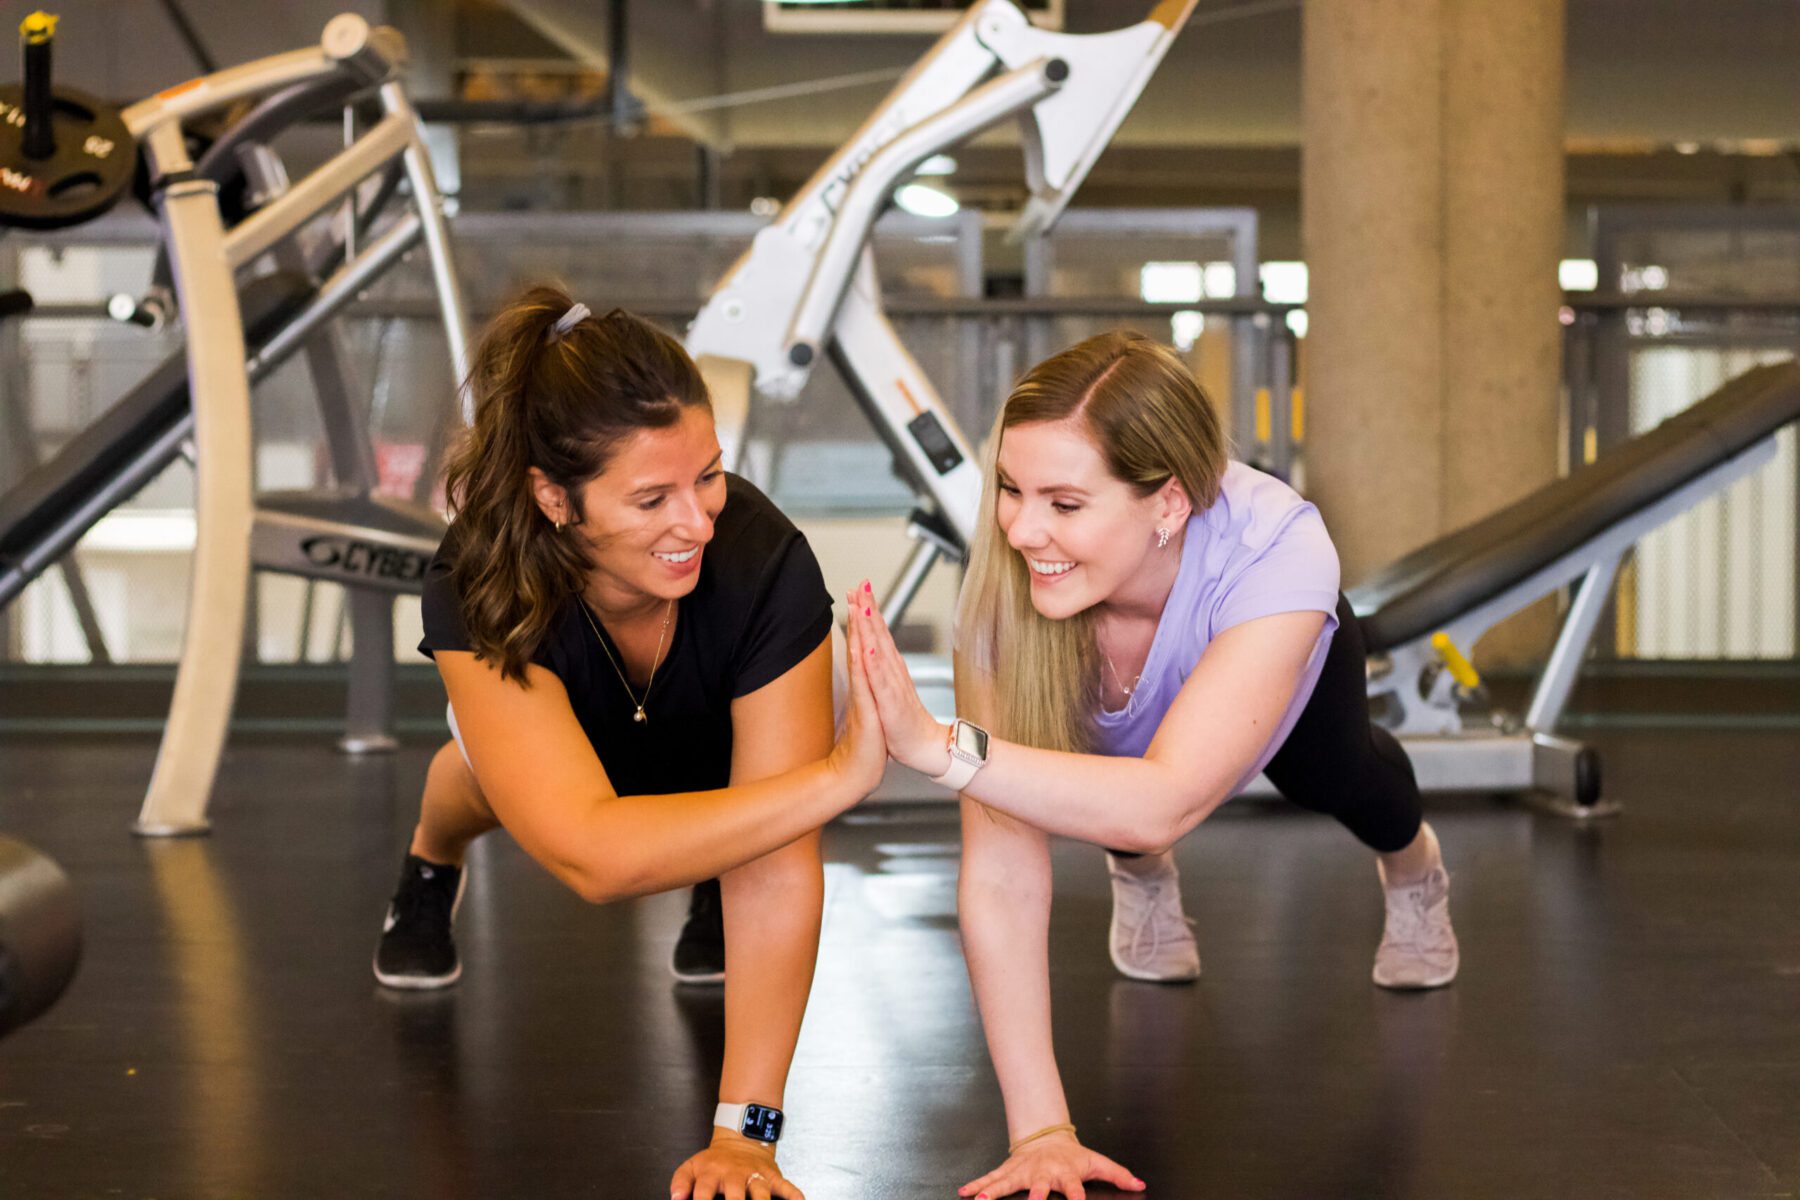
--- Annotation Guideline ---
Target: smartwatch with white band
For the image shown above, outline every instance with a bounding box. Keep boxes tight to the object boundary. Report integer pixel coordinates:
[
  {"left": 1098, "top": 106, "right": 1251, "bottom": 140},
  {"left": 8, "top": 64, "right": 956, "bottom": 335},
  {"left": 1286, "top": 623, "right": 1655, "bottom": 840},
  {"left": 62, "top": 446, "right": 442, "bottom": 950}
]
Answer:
[
  {"left": 928, "top": 718, "right": 990, "bottom": 791},
  {"left": 715, "top": 1101, "right": 784, "bottom": 1144}
]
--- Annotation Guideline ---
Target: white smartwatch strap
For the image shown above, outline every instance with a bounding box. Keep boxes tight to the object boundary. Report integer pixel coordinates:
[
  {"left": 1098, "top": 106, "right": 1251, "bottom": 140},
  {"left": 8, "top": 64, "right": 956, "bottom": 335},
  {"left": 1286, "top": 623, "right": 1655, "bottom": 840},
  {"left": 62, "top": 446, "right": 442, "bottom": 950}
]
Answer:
[
  {"left": 930, "top": 753, "right": 981, "bottom": 792},
  {"left": 929, "top": 722, "right": 984, "bottom": 791},
  {"left": 715, "top": 1102, "right": 777, "bottom": 1140}
]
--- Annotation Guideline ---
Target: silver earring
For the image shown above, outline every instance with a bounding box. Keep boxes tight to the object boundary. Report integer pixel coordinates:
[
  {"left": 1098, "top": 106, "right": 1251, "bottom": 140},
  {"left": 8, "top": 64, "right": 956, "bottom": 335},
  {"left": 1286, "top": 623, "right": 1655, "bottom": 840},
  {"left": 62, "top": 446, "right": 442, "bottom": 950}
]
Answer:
[{"left": 1156, "top": 527, "right": 1171, "bottom": 549}]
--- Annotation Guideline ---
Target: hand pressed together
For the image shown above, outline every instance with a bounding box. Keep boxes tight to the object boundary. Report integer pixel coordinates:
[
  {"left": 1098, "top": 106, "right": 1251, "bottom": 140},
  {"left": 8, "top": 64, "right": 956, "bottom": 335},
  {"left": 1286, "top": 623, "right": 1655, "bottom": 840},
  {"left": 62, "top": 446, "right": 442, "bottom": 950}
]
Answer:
[
  {"left": 670, "top": 1129, "right": 803, "bottom": 1200},
  {"left": 844, "top": 581, "right": 953, "bottom": 779},
  {"left": 823, "top": 587, "right": 890, "bottom": 798},
  {"left": 959, "top": 1129, "right": 1144, "bottom": 1200}
]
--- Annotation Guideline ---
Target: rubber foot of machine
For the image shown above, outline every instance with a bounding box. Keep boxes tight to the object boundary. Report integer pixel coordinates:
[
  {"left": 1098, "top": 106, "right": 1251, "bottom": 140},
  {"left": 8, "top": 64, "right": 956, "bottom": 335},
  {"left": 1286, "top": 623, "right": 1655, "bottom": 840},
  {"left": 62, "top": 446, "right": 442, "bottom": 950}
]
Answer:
[{"left": 129, "top": 819, "right": 214, "bottom": 839}]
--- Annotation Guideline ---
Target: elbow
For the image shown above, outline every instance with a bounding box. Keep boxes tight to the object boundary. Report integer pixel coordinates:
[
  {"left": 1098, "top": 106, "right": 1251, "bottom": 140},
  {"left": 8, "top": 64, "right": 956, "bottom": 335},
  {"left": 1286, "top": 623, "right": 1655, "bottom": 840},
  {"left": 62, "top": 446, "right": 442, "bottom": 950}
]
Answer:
[
  {"left": 1112, "top": 790, "right": 1222, "bottom": 856},
  {"left": 568, "top": 858, "right": 648, "bottom": 907},
  {"left": 1108, "top": 825, "right": 1178, "bottom": 857}
]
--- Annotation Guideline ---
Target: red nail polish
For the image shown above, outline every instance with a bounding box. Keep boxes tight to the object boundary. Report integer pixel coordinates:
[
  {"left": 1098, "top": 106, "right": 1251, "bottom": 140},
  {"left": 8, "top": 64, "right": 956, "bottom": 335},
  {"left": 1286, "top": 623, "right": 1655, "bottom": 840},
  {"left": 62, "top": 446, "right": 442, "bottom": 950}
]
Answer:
[
  {"left": 864, "top": 580, "right": 872, "bottom": 592},
  {"left": 864, "top": 607, "right": 871, "bottom": 616}
]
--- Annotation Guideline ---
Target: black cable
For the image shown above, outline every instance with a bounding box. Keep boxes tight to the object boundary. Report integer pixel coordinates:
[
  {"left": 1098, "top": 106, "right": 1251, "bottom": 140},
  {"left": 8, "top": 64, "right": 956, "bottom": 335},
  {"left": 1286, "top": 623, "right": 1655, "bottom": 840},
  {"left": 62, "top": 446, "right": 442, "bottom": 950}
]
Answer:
[{"left": 155, "top": 0, "right": 218, "bottom": 75}]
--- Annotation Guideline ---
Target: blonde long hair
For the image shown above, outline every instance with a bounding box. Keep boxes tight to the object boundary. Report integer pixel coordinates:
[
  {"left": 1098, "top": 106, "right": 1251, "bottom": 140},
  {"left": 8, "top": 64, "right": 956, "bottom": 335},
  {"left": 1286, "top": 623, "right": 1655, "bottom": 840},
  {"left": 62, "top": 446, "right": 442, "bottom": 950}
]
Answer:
[{"left": 955, "top": 330, "right": 1228, "bottom": 752}]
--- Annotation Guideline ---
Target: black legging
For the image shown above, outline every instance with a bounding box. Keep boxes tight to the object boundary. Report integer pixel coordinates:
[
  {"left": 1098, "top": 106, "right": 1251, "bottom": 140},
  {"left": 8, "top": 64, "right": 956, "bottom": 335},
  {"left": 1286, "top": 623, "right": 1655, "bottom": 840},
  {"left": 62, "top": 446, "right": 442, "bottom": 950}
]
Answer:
[{"left": 1115, "top": 594, "right": 1423, "bottom": 855}]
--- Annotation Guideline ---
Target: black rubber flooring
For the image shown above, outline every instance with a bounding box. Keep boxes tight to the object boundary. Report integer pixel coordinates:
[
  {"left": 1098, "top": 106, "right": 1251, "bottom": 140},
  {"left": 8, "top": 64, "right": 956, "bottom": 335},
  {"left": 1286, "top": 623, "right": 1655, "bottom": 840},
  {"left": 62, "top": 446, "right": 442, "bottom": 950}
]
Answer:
[{"left": 1, "top": 728, "right": 1796, "bottom": 1199}]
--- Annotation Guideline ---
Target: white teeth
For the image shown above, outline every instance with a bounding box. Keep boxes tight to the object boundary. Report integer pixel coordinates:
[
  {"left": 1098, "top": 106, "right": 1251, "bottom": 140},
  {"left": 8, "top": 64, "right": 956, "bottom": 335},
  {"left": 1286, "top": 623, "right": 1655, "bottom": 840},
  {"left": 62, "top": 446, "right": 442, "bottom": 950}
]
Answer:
[
  {"left": 1028, "top": 558, "right": 1074, "bottom": 576},
  {"left": 653, "top": 547, "right": 698, "bottom": 564}
]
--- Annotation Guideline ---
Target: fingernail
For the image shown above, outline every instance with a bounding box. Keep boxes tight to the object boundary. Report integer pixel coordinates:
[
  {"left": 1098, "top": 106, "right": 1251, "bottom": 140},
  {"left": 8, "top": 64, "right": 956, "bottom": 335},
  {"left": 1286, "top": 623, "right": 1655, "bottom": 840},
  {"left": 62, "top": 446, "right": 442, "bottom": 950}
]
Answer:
[
  {"left": 868, "top": 647, "right": 875, "bottom": 656},
  {"left": 864, "top": 580, "right": 872, "bottom": 592},
  {"left": 864, "top": 607, "right": 871, "bottom": 616}
]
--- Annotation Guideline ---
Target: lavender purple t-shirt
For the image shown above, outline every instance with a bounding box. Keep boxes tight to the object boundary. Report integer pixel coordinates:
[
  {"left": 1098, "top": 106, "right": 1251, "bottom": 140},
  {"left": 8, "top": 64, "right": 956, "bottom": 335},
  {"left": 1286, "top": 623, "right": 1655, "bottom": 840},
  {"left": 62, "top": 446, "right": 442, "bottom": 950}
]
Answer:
[{"left": 1092, "top": 461, "right": 1341, "bottom": 793}]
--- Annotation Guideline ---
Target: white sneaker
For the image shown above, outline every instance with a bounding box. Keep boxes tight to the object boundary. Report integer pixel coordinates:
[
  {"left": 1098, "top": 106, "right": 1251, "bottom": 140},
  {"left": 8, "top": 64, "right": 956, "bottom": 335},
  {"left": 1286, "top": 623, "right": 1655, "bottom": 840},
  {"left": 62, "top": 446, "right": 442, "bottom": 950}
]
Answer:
[
  {"left": 1106, "top": 850, "right": 1201, "bottom": 983},
  {"left": 1372, "top": 862, "right": 1459, "bottom": 989}
]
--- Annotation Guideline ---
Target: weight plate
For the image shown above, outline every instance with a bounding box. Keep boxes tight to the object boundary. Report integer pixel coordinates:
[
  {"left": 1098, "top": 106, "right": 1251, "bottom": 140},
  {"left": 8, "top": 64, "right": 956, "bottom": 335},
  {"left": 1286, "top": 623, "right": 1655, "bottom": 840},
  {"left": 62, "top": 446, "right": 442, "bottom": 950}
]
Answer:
[{"left": 0, "top": 84, "right": 137, "bottom": 230}]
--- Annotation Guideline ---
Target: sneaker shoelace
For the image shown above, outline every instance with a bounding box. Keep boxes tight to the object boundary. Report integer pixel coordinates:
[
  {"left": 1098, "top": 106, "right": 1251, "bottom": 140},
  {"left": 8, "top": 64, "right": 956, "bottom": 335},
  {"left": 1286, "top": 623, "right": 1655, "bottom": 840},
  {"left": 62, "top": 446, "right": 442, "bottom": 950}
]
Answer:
[
  {"left": 1123, "top": 880, "right": 1194, "bottom": 962},
  {"left": 1383, "top": 878, "right": 1446, "bottom": 951}
]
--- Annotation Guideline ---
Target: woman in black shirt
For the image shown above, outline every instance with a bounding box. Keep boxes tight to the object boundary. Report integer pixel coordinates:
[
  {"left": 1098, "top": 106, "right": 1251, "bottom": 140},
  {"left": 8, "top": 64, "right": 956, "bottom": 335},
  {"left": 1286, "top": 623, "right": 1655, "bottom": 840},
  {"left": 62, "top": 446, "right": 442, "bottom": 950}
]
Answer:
[{"left": 373, "top": 287, "right": 882, "bottom": 1200}]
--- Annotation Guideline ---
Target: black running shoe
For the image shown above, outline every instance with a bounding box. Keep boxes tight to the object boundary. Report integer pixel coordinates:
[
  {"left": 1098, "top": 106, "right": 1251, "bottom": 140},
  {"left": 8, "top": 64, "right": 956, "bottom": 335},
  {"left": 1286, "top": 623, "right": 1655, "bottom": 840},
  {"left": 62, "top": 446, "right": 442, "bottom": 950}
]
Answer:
[
  {"left": 373, "top": 854, "right": 466, "bottom": 989},
  {"left": 670, "top": 878, "right": 726, "bottom": 985}
]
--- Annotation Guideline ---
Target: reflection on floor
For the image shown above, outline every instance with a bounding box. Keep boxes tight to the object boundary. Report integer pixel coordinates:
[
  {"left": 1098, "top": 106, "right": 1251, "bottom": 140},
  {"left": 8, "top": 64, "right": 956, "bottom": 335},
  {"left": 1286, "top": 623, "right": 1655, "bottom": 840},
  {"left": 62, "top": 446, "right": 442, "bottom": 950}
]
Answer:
[{"left": 0, "top": 729, "right": 1796, "bottom": 1199}]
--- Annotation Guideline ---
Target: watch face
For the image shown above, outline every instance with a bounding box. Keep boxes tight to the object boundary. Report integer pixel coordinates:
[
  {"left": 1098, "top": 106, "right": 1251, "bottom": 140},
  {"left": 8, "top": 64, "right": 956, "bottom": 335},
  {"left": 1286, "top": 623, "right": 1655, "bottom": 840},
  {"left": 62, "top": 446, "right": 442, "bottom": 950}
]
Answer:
[
  {"left": 741, "top": 1104, "right": 784, "bottom": 1143},
  {"left": 955, "top": 720, "right": 989, "bottom": 760}
]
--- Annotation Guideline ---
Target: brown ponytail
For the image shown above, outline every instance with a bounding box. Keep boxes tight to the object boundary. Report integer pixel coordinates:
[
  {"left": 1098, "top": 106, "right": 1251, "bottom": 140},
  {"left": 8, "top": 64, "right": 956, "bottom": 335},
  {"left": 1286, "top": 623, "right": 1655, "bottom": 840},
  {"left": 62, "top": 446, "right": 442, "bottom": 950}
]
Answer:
[{"left": 442, "top": 284, "right": 709, "bottom": 682}]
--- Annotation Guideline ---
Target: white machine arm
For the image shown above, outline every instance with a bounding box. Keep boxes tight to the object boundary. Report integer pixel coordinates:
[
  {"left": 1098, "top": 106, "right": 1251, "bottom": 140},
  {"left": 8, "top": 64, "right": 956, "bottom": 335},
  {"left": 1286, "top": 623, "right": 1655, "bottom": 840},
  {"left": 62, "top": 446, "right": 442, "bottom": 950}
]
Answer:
[
  {"left": 984, "top": 0, "right": 1196, "bottom": 239},
  {"left": 688, "top": 0, "right": 1195, "bottom": 450}
]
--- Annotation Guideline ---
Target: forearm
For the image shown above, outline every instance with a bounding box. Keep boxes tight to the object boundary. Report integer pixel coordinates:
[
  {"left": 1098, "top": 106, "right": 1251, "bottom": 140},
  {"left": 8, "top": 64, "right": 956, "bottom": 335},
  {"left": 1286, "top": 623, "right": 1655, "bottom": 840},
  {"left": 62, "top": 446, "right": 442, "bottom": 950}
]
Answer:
[
  {"left": 960, "top": 835, "right": 1070, "bottom": 1138},
  {"left": 958, "top": 734, "right": 1227, "bottom": 853},
  {"left": 570, "top": 760, "right": 852, "bottom": 903},
  {"left": 717, "top": 838, "right": 825, "bottom": 1113}
]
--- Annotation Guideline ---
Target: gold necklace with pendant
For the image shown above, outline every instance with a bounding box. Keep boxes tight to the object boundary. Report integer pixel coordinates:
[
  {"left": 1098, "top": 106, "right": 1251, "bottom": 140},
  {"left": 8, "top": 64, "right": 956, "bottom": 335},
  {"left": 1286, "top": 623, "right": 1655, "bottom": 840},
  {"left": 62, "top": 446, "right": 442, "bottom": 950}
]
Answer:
[{"left": 579, "top": 597, "right": 672, "bottom": 725}]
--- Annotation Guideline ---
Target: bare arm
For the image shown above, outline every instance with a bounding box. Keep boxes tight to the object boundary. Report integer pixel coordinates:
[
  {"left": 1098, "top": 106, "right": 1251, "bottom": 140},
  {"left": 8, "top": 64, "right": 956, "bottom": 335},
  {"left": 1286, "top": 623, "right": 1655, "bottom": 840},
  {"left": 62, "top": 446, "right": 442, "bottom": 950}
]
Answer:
[
  {"left": 716, "top": 637, "right": 833, "bottom": 1115},
  {"left": 670, "top": 632, "right": 837, "bottom": 1200},
  {"left": 852, "top": 597, "right": 1326, "bottom": 853},
  {"left": 953, "top": 659, "right": 1142, "bottom": 1200},
  {"left": 438, "top": 620, "right": 883, "bottom": 905}
]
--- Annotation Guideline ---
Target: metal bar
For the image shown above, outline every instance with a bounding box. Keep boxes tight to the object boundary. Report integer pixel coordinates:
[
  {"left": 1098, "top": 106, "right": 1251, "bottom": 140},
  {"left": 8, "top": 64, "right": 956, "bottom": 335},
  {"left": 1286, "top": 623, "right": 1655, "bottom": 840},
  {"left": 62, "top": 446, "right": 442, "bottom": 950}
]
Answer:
[
  {"left": 246, "top": 210, "right": 423, "bottom": 376},
  {"left": 224, "top": 112, "right": 413, "bottom": 269},
  {"left": 123, "top": 48, "right": 336, "bottom": 137},
  {"left": 383, "top": 83, "right": 473, "bottom": 413},
  {"left": 881, "top": 539, "right": 941, "bottom": 630},
  {"left": 827, "top": 257, "right": 984, "bottom": 545},
  {"left": 338, "top": 588, "right": 398, "bottom": 753},
  {"left": 785, "top": 61, "right": 1063, "bottom": 364},
  {"left": 0, "top": 415, "right": 190, "bottom": 608},
  {"left": 135, "top": 130, "right": 255, "bottom": 837},
  {"left": 1525, "top": 553, "right": 1625, "bottom": 731}
]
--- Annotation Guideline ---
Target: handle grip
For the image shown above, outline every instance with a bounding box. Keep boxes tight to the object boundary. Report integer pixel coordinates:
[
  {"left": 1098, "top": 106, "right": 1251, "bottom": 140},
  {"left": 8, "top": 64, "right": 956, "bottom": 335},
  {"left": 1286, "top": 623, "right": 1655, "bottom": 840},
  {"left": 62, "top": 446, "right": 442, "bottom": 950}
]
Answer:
[{"left": 20, "top": 11, "right": 57, "bottom": 161}]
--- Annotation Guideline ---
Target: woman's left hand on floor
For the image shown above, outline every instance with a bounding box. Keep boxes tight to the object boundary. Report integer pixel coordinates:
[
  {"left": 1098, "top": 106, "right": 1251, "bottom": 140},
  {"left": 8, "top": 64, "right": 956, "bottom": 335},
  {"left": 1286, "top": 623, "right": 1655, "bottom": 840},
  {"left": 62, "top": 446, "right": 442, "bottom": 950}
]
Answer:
[
  {"left": 958, "top": 1131, "right": 1144, "bottom": 1200},
  {"left": 846, "top": 581, "right": 951, "bottom": 778},
  {"left": 670, "top": 1134, "right": 803, "bottom": 1200}
]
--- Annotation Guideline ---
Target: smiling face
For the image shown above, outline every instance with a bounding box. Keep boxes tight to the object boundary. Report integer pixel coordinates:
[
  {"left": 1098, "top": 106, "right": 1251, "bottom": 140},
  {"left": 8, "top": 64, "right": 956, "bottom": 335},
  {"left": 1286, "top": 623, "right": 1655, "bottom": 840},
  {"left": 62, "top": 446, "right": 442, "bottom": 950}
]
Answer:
[
  {"left": 533, "top": 404, "right": 726, "bottom": 611},
  {"left": 995, "top": 417, "right": 1186, "bottom": 620}
]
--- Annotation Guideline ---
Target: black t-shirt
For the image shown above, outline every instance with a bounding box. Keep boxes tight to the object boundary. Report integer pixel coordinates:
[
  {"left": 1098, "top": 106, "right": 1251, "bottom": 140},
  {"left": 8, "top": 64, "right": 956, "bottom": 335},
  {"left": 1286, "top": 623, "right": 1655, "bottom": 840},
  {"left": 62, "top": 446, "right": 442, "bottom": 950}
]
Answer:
[{"left": 419, "top": 474, "right": 834, "bottom": 797}]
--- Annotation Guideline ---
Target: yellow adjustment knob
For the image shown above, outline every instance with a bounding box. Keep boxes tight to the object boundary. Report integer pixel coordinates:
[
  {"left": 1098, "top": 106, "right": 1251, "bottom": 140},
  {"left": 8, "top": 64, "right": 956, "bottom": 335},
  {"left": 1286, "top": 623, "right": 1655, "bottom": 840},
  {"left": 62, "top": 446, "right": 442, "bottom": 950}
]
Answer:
[
  {"left": 21, "top": 12, "right": 58, "bottom": 43},
  {"left": 1430, "top": 632, "right": 1481, "bottom": 689}
]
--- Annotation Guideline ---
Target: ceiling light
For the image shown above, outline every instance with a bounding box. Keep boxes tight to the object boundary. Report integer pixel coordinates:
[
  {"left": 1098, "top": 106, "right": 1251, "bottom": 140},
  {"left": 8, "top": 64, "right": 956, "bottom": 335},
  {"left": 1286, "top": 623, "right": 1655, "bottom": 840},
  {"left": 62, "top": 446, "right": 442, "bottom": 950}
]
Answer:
[{"left": 895, "top": 183, "right": 958, "bottom": 218}]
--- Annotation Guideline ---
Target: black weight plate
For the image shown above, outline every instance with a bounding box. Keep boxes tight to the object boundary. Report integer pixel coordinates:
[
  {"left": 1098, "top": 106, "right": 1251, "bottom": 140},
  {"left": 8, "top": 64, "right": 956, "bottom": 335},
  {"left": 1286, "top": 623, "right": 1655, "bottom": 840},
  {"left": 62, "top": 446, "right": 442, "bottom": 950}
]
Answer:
[{"left": 0, "top": 84, "right": 137, "bottom": 230}]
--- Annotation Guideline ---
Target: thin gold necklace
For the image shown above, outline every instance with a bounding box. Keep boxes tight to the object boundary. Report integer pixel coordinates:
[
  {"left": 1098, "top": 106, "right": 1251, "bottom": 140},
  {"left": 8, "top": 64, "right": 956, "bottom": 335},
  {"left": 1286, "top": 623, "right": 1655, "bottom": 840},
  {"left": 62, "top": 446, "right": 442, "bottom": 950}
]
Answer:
[
  {"left": 579, "top": 597, "right": 673, "bottom": 724},
  {"left": 1102, "top": 651, "right": 1141, "bottom": 698}
]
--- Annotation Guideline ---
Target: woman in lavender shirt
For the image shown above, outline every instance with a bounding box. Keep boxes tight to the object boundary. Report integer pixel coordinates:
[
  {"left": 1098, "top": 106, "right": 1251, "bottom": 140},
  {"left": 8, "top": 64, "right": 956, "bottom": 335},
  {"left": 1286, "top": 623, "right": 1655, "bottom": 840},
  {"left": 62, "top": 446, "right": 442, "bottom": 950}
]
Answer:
[{"left": 848, "top": 330, "right": 1460, "bottom": 1200}]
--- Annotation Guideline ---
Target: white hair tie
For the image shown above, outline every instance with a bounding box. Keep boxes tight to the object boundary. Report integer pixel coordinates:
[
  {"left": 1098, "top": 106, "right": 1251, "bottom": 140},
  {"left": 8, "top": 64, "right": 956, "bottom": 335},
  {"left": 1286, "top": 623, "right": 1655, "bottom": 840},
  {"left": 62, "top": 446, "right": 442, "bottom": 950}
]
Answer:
[{"left": 546, "top": 302, "right": 591, "bottom": 343}]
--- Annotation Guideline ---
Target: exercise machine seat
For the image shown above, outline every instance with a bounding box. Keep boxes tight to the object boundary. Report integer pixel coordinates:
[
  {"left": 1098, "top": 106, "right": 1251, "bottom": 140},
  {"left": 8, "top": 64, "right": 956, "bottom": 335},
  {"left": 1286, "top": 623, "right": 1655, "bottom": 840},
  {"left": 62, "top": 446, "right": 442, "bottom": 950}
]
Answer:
[{"left": 1349, "top": 360, "right": 1800, "bottom": 655}]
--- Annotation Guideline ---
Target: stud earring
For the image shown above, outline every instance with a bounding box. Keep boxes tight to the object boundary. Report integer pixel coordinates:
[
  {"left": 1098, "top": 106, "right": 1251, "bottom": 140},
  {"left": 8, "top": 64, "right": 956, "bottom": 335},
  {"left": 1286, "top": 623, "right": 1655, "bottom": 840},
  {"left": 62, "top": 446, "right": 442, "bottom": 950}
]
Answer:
[
  {"left": 554, "top": 518, "right": 565, "bottom": 532},
  {"left": 1156, "top": 527, "right": 1171, "bottom": 549}
]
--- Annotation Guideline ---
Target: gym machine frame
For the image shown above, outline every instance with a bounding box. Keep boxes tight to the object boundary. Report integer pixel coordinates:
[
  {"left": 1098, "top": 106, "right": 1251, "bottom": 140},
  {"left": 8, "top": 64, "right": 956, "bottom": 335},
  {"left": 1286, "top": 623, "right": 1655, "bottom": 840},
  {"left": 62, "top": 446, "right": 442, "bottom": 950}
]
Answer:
[{"left": 118, "top": 16, "right": 470, "bottom": 834}]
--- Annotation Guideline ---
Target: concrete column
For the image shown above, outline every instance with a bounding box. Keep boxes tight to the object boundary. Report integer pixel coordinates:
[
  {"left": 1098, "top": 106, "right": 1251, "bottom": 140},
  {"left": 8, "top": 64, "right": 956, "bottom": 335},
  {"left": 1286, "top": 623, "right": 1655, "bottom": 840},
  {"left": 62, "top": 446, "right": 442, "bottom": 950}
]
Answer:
[
  {"left": 1301, "top": 0, "right": 1446, "bottom": 583},
  {"left": 1303, "top": 0, "right": 1565, "bottom": 663},
  {"left": 1441, "top": 0, "right": 1565, "bottom": 528},
  {"left": 1442, "top": 0, "right": 1566, "bottom": 662}
]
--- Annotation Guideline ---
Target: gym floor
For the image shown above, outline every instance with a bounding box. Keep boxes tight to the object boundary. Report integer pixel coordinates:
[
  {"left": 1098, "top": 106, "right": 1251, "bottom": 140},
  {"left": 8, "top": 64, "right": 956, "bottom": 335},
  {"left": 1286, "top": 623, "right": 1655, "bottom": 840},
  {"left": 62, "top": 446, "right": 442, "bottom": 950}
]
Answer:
[{"left": 0, "top": 728, "right": 1796, "bottom": 1199}]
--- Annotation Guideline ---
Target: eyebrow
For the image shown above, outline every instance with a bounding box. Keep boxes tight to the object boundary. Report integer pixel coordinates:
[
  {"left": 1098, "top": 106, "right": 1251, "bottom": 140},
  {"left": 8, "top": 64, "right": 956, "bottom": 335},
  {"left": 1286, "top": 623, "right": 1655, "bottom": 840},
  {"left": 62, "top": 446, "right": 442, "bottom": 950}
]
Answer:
[
  {"left": 996, "top": 469, "right": 1090, "bottom": 497},
  {"left": 625, "top": 451, "right": 724, "bottom": 499}
]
